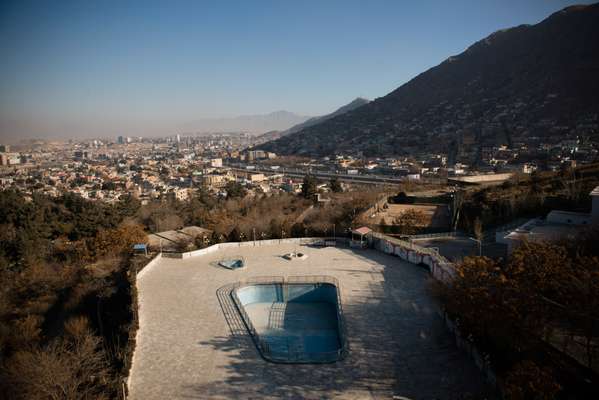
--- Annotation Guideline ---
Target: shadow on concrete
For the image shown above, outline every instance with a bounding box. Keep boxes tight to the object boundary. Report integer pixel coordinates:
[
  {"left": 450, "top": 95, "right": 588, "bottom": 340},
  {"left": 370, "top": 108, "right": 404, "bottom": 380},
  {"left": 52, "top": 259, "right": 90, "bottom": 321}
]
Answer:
[{"left": 184, "top": 247, "right": 496, "bottom": 400}]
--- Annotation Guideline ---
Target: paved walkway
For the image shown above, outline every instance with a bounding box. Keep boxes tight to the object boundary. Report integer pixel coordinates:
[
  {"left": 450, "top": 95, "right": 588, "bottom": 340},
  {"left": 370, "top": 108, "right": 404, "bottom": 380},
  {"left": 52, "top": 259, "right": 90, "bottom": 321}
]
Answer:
[{"left": 128, "top": 243, "right": 492, "bottom": 399}]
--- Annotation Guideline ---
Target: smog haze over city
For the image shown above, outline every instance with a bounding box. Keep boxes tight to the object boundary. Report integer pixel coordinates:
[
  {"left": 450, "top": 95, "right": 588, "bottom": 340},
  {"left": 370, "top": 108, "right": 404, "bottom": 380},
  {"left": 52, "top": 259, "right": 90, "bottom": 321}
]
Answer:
[{"left": 0, "top": 0, "right": 594, "bottom": 141}]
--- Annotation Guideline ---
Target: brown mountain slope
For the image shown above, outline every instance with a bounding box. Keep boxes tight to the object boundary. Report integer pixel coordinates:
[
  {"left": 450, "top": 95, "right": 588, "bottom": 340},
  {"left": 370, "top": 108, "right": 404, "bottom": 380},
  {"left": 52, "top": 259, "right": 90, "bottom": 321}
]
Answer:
[{"left": 259, "top": 4, "right": 599, "bottom": 158}]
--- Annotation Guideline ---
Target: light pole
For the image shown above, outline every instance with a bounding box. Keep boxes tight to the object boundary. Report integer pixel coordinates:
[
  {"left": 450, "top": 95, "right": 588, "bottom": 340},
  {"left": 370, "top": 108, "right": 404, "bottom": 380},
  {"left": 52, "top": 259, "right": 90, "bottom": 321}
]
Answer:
[{"left": 469, "top": 237, "right": 482, "bottom": 256}]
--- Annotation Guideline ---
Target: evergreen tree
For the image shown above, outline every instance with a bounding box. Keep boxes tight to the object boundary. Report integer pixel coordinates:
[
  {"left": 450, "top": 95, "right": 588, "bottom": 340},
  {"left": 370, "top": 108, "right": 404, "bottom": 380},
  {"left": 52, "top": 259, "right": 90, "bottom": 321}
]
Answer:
[
  {"left": 225, "top": 181, "right": 246, "bottom": 199},
  {"left": 301, "top": 175, "right": 318, "bottom": 199},
  {"left": 329, "top": 177, "right": 342, "bottom": 193}
]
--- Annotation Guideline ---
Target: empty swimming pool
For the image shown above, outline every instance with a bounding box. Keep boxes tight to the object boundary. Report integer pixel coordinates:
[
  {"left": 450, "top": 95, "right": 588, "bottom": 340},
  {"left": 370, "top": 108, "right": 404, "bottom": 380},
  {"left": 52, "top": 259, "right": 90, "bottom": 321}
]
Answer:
[{"left": 231, "top": 276, "right": 347, "bottom": 363}]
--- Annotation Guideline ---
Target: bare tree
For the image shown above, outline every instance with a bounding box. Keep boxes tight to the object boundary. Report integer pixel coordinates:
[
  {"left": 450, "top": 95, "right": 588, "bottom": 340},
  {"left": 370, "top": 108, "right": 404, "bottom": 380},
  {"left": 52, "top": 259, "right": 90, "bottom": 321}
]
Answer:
[
  {"left": 473, "top": 217, "right": 483, "bottom": 241},
  {"left": 560, "top": 170, "right": 583, "bottom": 204},
  {"left": 504, "top": 360, "right": 561, "bottom": 400},
  {"left": 394, "top": 209, "right": 427, "bottom": 235},
  {"left": 451, "top": 189, "right": 464, "bottom": 230},
  {"left": 4, "top": 316, "right": 109, "bottom": 400},
  {"left": 154, "top": 214, "right": 184, "bottom": 232}
]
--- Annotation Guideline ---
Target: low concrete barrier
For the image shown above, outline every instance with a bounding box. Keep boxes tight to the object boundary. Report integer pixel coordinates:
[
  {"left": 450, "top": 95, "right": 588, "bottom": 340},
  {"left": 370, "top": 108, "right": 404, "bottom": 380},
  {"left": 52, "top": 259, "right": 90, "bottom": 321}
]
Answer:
[
  {"left": 150, "top": 232, "right": 454, "bottom": 288},
  {"left": 136, "top": 253, "right": 162, "bottom": 280},
  {"left": 175, "top": 237, "right": 349, "bottom": 259},
  {"left": 442, "top": 312, "right": 498, "bottom": 387},
  {"left": 369, "top": 232, "right": 455, "bottom": 283}
]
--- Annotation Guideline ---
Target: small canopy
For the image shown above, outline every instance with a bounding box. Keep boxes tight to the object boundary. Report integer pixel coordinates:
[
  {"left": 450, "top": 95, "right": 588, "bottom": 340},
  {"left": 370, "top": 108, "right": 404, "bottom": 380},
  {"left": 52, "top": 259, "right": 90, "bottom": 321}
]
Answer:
[
  {"left": 352, "top": 227, "right": 372, "bottom": 236},
  {"left": 350, "top": 226, "right": 372, "bottom": 248},
  {"left": 133, "top": 243, "right": 148, "bottom": 255}
]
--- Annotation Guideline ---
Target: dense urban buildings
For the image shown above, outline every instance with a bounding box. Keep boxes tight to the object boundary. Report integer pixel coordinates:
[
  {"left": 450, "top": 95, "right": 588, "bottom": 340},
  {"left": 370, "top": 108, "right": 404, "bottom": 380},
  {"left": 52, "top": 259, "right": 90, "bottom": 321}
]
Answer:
[{"left": 1, "top": 126, "right": 597, "bottom": 204}]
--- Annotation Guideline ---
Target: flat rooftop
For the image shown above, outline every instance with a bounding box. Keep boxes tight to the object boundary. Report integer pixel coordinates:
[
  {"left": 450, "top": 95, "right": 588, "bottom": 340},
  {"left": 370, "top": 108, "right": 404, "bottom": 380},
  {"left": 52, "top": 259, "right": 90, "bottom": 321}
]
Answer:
[
  {"left": 504, "top": 218, "right": 582, "bottom": 243},
  {"left": 128, "top": 242, "right": 490, "bottom": 399}
]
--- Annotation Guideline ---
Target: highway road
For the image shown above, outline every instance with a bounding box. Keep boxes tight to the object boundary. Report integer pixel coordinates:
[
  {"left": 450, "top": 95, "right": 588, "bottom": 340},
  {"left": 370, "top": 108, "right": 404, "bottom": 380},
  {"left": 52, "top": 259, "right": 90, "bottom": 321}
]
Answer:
[{"left": 224, "top": 163, "right": 445, "bottom": 186}]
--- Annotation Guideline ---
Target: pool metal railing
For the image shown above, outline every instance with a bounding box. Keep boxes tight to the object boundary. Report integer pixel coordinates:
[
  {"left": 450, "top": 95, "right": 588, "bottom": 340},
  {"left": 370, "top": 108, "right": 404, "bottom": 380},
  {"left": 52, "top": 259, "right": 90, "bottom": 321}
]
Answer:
[{"left": 230, "top": 275, "right": 348, "bottom": 363}]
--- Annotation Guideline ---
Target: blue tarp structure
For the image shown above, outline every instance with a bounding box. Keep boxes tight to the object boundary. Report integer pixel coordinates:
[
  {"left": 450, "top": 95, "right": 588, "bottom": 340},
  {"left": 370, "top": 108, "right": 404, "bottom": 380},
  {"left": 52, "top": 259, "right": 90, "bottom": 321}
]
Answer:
[{"left": 133, "top": 243, "right": 148, "bottom": 255}]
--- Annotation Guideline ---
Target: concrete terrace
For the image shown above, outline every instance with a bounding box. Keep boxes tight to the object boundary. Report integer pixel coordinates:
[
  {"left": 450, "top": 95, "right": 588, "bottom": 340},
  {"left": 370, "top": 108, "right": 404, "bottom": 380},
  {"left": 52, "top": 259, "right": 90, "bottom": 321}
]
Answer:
[{"left": 128, "top": 242, "right": 491, "bottom": 400}]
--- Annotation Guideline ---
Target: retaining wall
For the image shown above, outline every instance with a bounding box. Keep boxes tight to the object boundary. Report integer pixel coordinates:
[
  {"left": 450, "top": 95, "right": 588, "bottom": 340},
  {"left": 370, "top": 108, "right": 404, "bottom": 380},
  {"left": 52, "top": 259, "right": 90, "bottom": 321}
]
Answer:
[
  {"left": 159, "top": 237, "right": 349, "bottom": 259},
  {"left": 369, "top": 232, "right": 456, "bottom": 283}
]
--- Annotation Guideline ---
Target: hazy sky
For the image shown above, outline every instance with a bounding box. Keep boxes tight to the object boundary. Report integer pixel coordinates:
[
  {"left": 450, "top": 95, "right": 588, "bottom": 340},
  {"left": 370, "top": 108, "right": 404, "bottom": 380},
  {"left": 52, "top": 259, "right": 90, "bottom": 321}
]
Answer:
[{"left": 0, "top": 0, "right": 594, "bottom": 141}]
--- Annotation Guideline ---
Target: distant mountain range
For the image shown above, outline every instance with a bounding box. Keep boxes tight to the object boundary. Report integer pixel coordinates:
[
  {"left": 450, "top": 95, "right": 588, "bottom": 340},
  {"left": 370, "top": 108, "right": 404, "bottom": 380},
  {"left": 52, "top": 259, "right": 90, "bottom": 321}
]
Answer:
[
  {"left": 258, "top": 4, "right": 599, "bottom": 158},
  {"left": 179, "top": 97, "right": 368, "bottom": 138},
  {"left": 251, "top": 97, "right": 370, "bottom": 144},
  {"left": 179, "top": 110, "right": 311, "bottom": 135},
  {"left": 281, "top": 97, "right": 369, "bottom": 136}
]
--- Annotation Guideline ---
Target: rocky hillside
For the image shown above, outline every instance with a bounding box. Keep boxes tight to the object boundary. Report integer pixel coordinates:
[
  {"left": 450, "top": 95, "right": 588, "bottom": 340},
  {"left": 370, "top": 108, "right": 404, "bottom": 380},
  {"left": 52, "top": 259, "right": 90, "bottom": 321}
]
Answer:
[{"left": 259, "top": 4, "right": 599, "bottom": 158}]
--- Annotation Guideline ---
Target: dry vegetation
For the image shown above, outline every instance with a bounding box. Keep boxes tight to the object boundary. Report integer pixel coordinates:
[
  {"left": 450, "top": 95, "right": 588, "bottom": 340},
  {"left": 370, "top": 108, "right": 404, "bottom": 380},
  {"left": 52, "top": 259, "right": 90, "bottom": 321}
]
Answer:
[
  {"left": 0, "top": 185, "right": 382, "bottom": 398},
  {"left": 3, "top": 165, "right": 598, "bottom": 398},
  {"left": 459, "top": 164, "right": 599, "bottom": 232},
  {"left": 435, "top": 231, "right": 599, "bottom": 398},
  {"left": 0, "top": 191, "right": 146, "bottom": 399}
]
